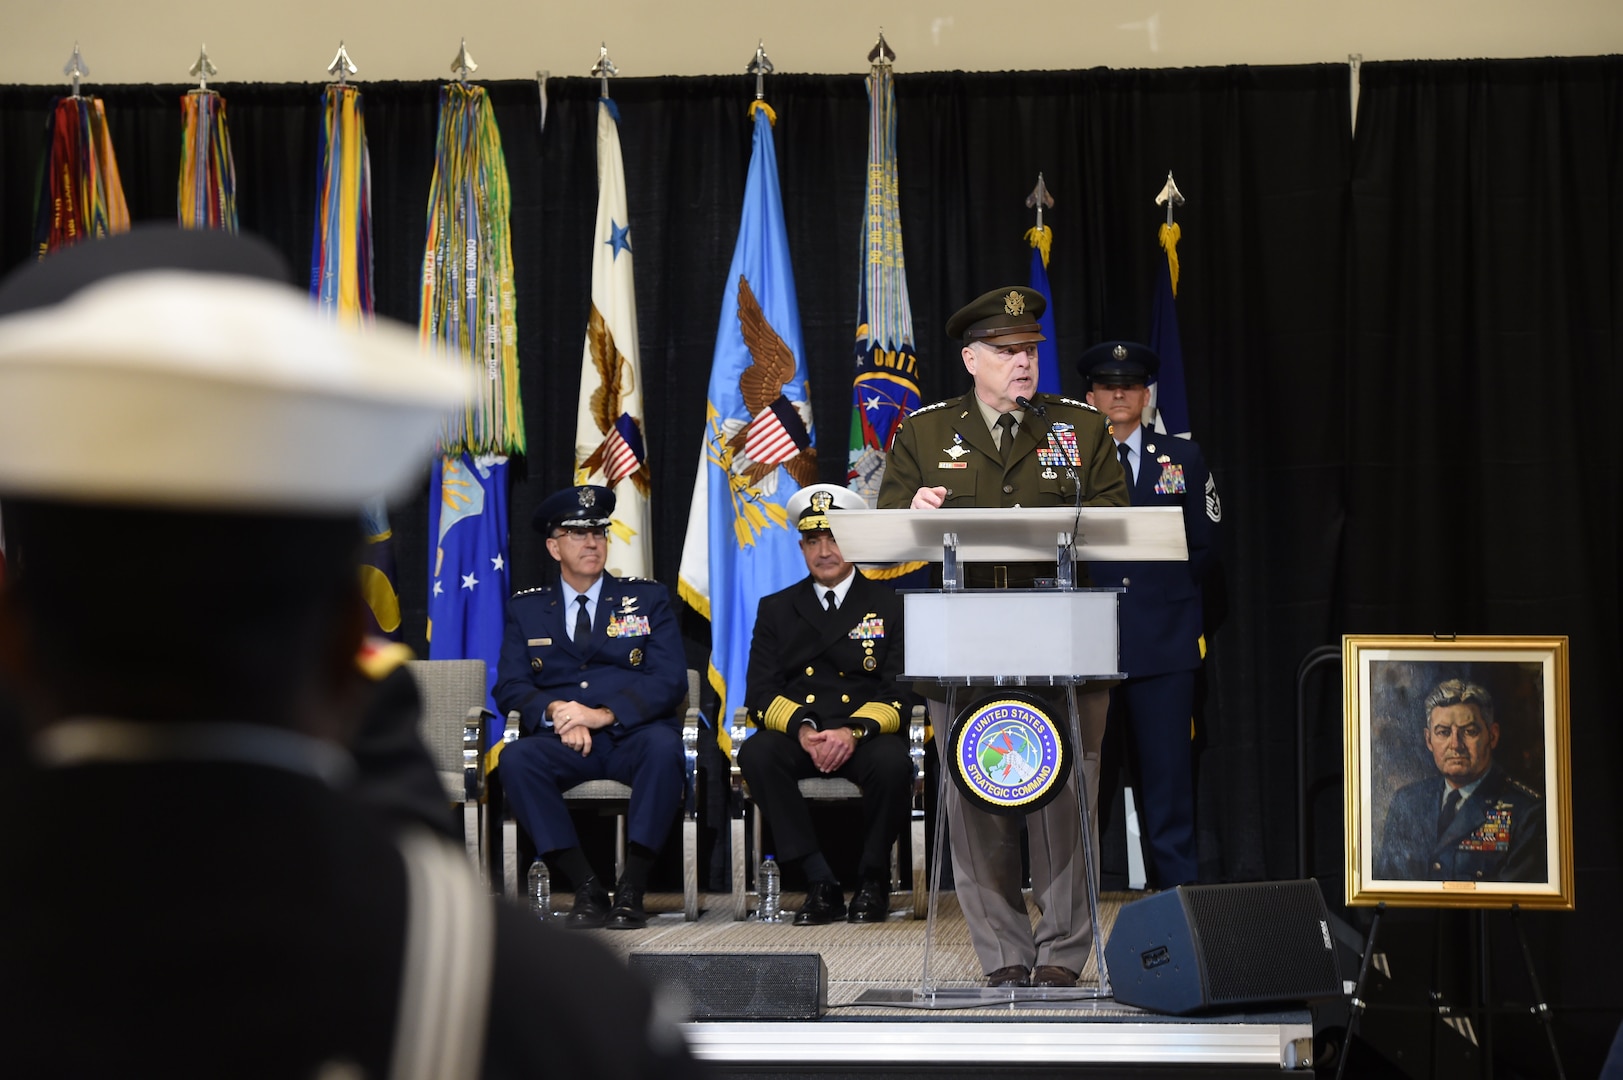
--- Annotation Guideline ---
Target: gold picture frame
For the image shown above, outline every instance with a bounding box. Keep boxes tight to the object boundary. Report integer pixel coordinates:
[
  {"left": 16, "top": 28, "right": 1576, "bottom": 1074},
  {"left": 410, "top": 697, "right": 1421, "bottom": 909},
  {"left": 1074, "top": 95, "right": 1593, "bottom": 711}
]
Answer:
[{"left": 1344, "top": 635, "right": 1572, "bottom": 909}]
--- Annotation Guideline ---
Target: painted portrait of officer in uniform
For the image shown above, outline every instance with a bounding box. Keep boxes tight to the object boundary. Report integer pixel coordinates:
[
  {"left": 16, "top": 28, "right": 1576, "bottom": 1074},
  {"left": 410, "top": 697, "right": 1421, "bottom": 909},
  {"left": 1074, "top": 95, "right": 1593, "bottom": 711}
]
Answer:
[
  {"left": 1373, "top": 674, "right": 1545, "bottom": 882},
  {"left": 1345, "top": 637, "right": 1573, "bottom": 910}
]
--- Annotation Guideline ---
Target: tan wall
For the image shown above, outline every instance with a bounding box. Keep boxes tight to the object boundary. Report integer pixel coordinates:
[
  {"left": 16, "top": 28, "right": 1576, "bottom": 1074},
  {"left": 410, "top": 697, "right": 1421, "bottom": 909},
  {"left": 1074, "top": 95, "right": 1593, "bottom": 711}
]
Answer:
[{"left": 4, "top": 0, "right": 1621, "bottom": 86}]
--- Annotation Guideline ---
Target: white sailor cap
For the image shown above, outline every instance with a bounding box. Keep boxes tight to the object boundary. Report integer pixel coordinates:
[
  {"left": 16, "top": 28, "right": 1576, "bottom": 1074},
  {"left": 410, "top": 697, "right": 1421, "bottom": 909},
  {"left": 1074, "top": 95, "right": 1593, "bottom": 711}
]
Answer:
[
  {"left": 786, "top": 482, "right": 867, "bottom": 534},
  {"left": 0, "top": 253, "right": 469, "bottom": 513}
]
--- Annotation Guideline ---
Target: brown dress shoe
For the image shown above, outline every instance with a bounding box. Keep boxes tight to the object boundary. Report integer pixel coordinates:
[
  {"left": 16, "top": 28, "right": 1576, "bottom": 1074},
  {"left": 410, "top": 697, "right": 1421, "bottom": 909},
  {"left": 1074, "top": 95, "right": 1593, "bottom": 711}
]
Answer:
[
  {"left": 985, "top": 965, "right": 1030, "bottom": 987},
  {"left": 1031, "top": 965, "right": 1078, "bottom": 987}
]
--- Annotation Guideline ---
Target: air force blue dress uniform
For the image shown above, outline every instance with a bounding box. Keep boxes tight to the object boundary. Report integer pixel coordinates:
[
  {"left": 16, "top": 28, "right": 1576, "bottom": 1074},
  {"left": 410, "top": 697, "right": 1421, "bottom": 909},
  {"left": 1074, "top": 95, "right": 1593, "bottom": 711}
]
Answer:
[
  {"left": 1083, "top": 342, "right": 1221, "bottom": 888},
  {"left": 493, "top": 511, "right": 687, "bottom": 862}
]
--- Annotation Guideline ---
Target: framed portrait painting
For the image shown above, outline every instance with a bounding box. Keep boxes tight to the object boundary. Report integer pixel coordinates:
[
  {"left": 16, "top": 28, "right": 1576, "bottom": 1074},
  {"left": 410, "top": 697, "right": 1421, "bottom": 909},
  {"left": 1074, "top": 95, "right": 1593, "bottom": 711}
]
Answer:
[{"left": 1344, "top": 636, "right": 1572, "bottom": 909}]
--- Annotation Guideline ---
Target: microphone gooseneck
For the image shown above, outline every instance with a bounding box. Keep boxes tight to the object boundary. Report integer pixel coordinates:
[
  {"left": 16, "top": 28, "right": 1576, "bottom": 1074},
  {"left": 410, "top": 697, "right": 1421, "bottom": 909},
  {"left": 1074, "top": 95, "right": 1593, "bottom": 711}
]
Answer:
[{"left": 1016, "top": 395, "right": 1046, "bottom": 417}]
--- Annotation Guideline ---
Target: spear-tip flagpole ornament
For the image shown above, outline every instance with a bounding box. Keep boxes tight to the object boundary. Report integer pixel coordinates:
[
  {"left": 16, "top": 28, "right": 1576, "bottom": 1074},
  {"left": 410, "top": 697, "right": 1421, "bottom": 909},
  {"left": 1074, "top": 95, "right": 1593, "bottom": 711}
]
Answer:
[
  {"left": 868, "top": 28, "right": 896, "bottom": 66},
  {"left": 591, "top": 43, "right": 618, "bottom": 99},
  {"left": 1155, "top": 170, "right": 1185, "bottom": 226},
  {"left": 1026, "top": 172, "right": 1054, "bottom": 231},
  {"left": 747, "top": 40, "right": 774, "bottom": 100},
  {"left": 189, "top": 45, "right": 217, "bottom": 91},
  {"left": 327, "top": 42, "right": 358, "bottom": 86},
  {"left": 450, "top": 39, "right": 477, "bottom": 85},
  {"left": 63, "top": 43, "right": 89, "bottom": 99}
]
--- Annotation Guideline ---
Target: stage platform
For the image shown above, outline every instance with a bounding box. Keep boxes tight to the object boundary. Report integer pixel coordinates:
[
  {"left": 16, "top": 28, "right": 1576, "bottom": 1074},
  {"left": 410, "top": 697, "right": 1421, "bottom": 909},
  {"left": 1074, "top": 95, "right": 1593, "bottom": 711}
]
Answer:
[{"left": 580, "top": 890, "right": 1321, "bottom": 1077}]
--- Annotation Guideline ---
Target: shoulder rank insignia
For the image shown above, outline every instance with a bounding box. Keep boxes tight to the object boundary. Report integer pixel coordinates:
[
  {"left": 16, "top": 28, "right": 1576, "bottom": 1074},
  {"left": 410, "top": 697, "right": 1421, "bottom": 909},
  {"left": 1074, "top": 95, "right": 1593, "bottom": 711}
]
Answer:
[
  {"left": 1054, "top": 396, "right": 1102, "bottom": 413},
  {"left": 513, "top": 585, "right": 552, "bottom": 598},
  {"left": 911, "top": 398, "right": 955, "bottom": 417}
]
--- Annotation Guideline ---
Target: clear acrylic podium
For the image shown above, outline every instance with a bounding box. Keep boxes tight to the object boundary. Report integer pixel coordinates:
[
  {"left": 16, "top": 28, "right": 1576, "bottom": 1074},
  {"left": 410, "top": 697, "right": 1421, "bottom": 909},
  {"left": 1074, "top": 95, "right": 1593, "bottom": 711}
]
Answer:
[{"left": 831, "top": 507, "right": 1187, "bottom": 1008}]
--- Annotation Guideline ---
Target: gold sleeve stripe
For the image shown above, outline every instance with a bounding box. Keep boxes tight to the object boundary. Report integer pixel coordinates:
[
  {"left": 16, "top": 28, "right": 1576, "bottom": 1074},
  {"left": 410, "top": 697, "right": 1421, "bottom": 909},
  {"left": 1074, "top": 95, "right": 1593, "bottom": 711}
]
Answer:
[
  {"left": 851, "top": 700, "right": 901, "bottom": 734},
  {"left": 763, "top": 697, "right": 802, "bottom": 734}
]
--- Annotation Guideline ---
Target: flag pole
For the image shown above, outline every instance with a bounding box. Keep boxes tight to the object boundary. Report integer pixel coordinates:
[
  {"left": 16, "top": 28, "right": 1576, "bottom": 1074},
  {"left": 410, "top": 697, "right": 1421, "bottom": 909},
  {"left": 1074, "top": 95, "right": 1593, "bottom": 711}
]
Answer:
[{"left": 591, "top": 43, "right": 618, "bottom": 100}]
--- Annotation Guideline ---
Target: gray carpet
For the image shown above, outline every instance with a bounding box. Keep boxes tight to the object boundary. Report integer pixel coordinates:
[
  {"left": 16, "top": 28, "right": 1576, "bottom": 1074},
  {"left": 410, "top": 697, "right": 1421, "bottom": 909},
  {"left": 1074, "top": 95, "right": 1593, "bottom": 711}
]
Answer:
[{"left": 575, "top": 889, "right": 1152, "bottom": 1014}]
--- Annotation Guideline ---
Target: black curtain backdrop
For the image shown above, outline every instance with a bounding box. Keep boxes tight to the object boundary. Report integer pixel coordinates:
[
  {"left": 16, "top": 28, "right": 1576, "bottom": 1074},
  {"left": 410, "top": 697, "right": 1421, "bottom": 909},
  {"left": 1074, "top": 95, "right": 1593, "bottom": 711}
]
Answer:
[{"left": 3, "top": 56, "right": 1620, "bottom": 1069}]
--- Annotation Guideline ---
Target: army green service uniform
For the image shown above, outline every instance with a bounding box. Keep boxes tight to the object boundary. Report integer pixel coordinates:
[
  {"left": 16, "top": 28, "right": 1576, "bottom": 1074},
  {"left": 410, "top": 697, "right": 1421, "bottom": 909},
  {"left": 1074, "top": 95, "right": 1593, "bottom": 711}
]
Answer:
[{"left": 878, "top": 384, "right": 1127, "bottom": 981}]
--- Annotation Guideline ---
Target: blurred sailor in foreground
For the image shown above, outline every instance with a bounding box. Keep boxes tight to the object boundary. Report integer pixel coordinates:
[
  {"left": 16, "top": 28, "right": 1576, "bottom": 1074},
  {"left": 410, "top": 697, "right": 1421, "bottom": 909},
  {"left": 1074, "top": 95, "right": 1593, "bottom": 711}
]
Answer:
[{"left": 0, "top": 227, "right": 701, "bottom": 1078}]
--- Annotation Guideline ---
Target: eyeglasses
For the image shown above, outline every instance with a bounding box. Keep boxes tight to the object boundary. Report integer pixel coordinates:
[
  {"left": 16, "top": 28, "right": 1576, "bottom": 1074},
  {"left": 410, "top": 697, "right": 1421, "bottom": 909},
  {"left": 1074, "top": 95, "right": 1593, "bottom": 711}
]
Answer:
[{"left": 553, "top": 526, "right": 607, "bottom": 541}]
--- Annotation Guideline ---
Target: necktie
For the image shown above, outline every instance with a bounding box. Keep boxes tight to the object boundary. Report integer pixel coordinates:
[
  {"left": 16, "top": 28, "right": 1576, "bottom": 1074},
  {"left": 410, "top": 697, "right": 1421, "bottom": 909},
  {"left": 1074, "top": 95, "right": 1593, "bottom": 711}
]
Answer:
[
  {"left": 573, "top": 595, "right": 591, "bottom": 643},
  {"left": 997, "top": 414, "right": 1018, "bottom": 464},
  {"left": 824, "top": 589, "right": 837, "bottom": 612},
  {"left": 1437, "top": 788, "right": 1463, "bottom": 836},
  {"left": 1118, "top": 441, "right": 1134, "bottom": 489}
]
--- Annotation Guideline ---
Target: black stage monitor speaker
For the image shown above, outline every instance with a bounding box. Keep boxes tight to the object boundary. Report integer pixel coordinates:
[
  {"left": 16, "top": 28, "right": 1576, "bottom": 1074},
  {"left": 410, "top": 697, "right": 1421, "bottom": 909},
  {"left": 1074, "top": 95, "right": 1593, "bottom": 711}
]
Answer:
[
  {"left": 1105, "top": 880, "right": 1342, "bottom": 1015},
  {"left": 629, "top": 952, "right": 827, "bottom": 1020}
]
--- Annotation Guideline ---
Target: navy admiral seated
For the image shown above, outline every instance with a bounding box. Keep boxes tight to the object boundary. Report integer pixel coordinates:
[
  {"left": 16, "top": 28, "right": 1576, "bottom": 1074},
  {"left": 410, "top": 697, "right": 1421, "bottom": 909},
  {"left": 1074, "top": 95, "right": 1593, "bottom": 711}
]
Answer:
[
  {"left": 738, "top": 483, "right": 915, "bottom": 925},
  {"left": 495, "top": 484, "right": 688, "bottom": 930}
]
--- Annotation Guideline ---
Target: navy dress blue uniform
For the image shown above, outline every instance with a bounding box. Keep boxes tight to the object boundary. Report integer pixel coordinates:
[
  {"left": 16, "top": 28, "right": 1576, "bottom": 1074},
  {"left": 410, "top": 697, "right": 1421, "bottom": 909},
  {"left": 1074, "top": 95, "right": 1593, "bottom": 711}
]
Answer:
[
  {"left": 0, "top": 228, "right": 703, "bottom": 1077},
  {"left": 1375, "top": 764, "right": 1546, "bottom": 882},
  {"left": 494, "top": 571, "right": 688, "bottom": 859},
  {"left": 1083, "top": 341, "right": 1220, "bottom": 888},
  {"left": 739, "top": 570, "right": 914, "bottom": 884}
]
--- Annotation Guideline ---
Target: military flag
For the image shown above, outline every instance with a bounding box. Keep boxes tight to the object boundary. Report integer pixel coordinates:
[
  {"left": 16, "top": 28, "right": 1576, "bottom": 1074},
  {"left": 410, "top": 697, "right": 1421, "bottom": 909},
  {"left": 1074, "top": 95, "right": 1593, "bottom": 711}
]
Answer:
[
  {"left": 1148, "top": 172, "right": 1191, "bottom": 438},
  {"left": 1025, "top": 173, "right": 1062, "bottom": 395},
  {"left": 677, "top": 97, "right": 816, "bottom": 747},
  {"left": 847, "top": 57, "right": 920, "bottom": 509},
  {"left": 308, "top": 80, "right": 403, "bottom": 640},
  {"left": 31, "top": 54, "right": 129, "bottom": 257},
  {"left": 178, "top": 87, "right": 238, "bottom": 232},
  {"left": 420, "top": 75, "right": 524, "bottom": 737},
  {"left": 574, "top": 97, "right": 651, "bottom": 578}
]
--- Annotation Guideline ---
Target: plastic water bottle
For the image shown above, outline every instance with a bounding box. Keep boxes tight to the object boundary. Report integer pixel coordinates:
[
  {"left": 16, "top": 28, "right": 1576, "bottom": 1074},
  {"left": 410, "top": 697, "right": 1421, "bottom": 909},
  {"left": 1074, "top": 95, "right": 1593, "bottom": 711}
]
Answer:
[
  {"left": 757, "top": 854, "right": 782, "bottom": 922},
  {"left": 528, "top": 859, "right": 550, "bottom": 921}
]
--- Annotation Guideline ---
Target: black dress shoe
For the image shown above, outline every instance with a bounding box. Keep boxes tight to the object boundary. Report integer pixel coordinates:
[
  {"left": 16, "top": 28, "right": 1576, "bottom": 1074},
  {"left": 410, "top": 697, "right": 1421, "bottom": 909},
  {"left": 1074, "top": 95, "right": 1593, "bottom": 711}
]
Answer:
[
  {"left": 846, "top": 878, "right": 889, "bottom": 923},
  {"left": 986, "top": 965, "right": 1031, "bottom": 987},
  {"left": 605, "top": 884, "right": 649, "bottom": 930},
  {"left": 1031, "top": 965, "right": 1079, "bottom": 988},
  {"left": 792, "top": 881, "right": 847, "bottom": 926},
  {"left": 566, "top": 879, "right": 612, "bottom": 929}
]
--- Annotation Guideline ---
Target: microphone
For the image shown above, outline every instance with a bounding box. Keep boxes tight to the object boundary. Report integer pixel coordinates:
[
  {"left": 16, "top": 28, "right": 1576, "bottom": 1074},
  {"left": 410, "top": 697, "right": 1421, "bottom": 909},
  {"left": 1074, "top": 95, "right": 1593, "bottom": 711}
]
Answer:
[{"left": 1016, "top": 395, "right": 1046, "bottom": 417}]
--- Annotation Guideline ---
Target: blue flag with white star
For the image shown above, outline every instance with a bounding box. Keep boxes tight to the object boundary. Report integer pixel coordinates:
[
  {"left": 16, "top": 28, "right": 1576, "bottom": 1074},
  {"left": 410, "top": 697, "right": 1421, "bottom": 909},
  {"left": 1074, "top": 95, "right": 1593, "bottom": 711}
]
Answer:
[{"left": 427, "top": 453, "right": 510, "bottom": 734}]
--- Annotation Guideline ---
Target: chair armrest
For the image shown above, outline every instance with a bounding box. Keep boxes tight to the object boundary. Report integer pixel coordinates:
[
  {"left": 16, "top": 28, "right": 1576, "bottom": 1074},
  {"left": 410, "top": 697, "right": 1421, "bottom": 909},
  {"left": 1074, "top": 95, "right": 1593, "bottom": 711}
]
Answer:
[
  {"left": 502, "top": 710, "right": 522, "bottom": 745},
  {"left": 728, "top": 707, "right": 750, "bottom": 805},
  {"left": 681, "top": 706, "right": 700, "bottom": 822},
  {"left": 463, "top": 706, "right": 493, "bottom": 802},
  {"left": 908, "top": 704, "right": 927, "bottom": 801}
]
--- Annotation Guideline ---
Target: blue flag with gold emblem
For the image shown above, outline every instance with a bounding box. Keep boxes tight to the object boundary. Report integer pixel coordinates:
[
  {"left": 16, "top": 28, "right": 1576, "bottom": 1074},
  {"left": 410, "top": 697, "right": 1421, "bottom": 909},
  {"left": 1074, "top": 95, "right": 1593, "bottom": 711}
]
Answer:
[
  {"left": 677, "top": 101, "right": 816, "bottom": 750},
  {"left": 427, "top": 454, "right": 510, "bottom": 726}
]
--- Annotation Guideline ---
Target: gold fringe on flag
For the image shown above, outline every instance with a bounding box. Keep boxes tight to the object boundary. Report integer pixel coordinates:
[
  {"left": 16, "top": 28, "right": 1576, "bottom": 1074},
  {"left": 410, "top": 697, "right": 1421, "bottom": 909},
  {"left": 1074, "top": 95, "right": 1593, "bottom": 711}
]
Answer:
[
  {"left": 1025, "top": 223, "right": 1053, "bottom": 269},
  {"left": 1159, "top": 220, "right": 1181, "bottom": 297}
]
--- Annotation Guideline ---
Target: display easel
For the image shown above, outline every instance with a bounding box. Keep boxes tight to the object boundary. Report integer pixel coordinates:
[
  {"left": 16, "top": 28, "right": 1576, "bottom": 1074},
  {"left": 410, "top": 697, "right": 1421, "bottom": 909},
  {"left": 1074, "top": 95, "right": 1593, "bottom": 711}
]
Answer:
[{"left": 832, "top": 507, "right": 1186, "bottom": 1008}]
